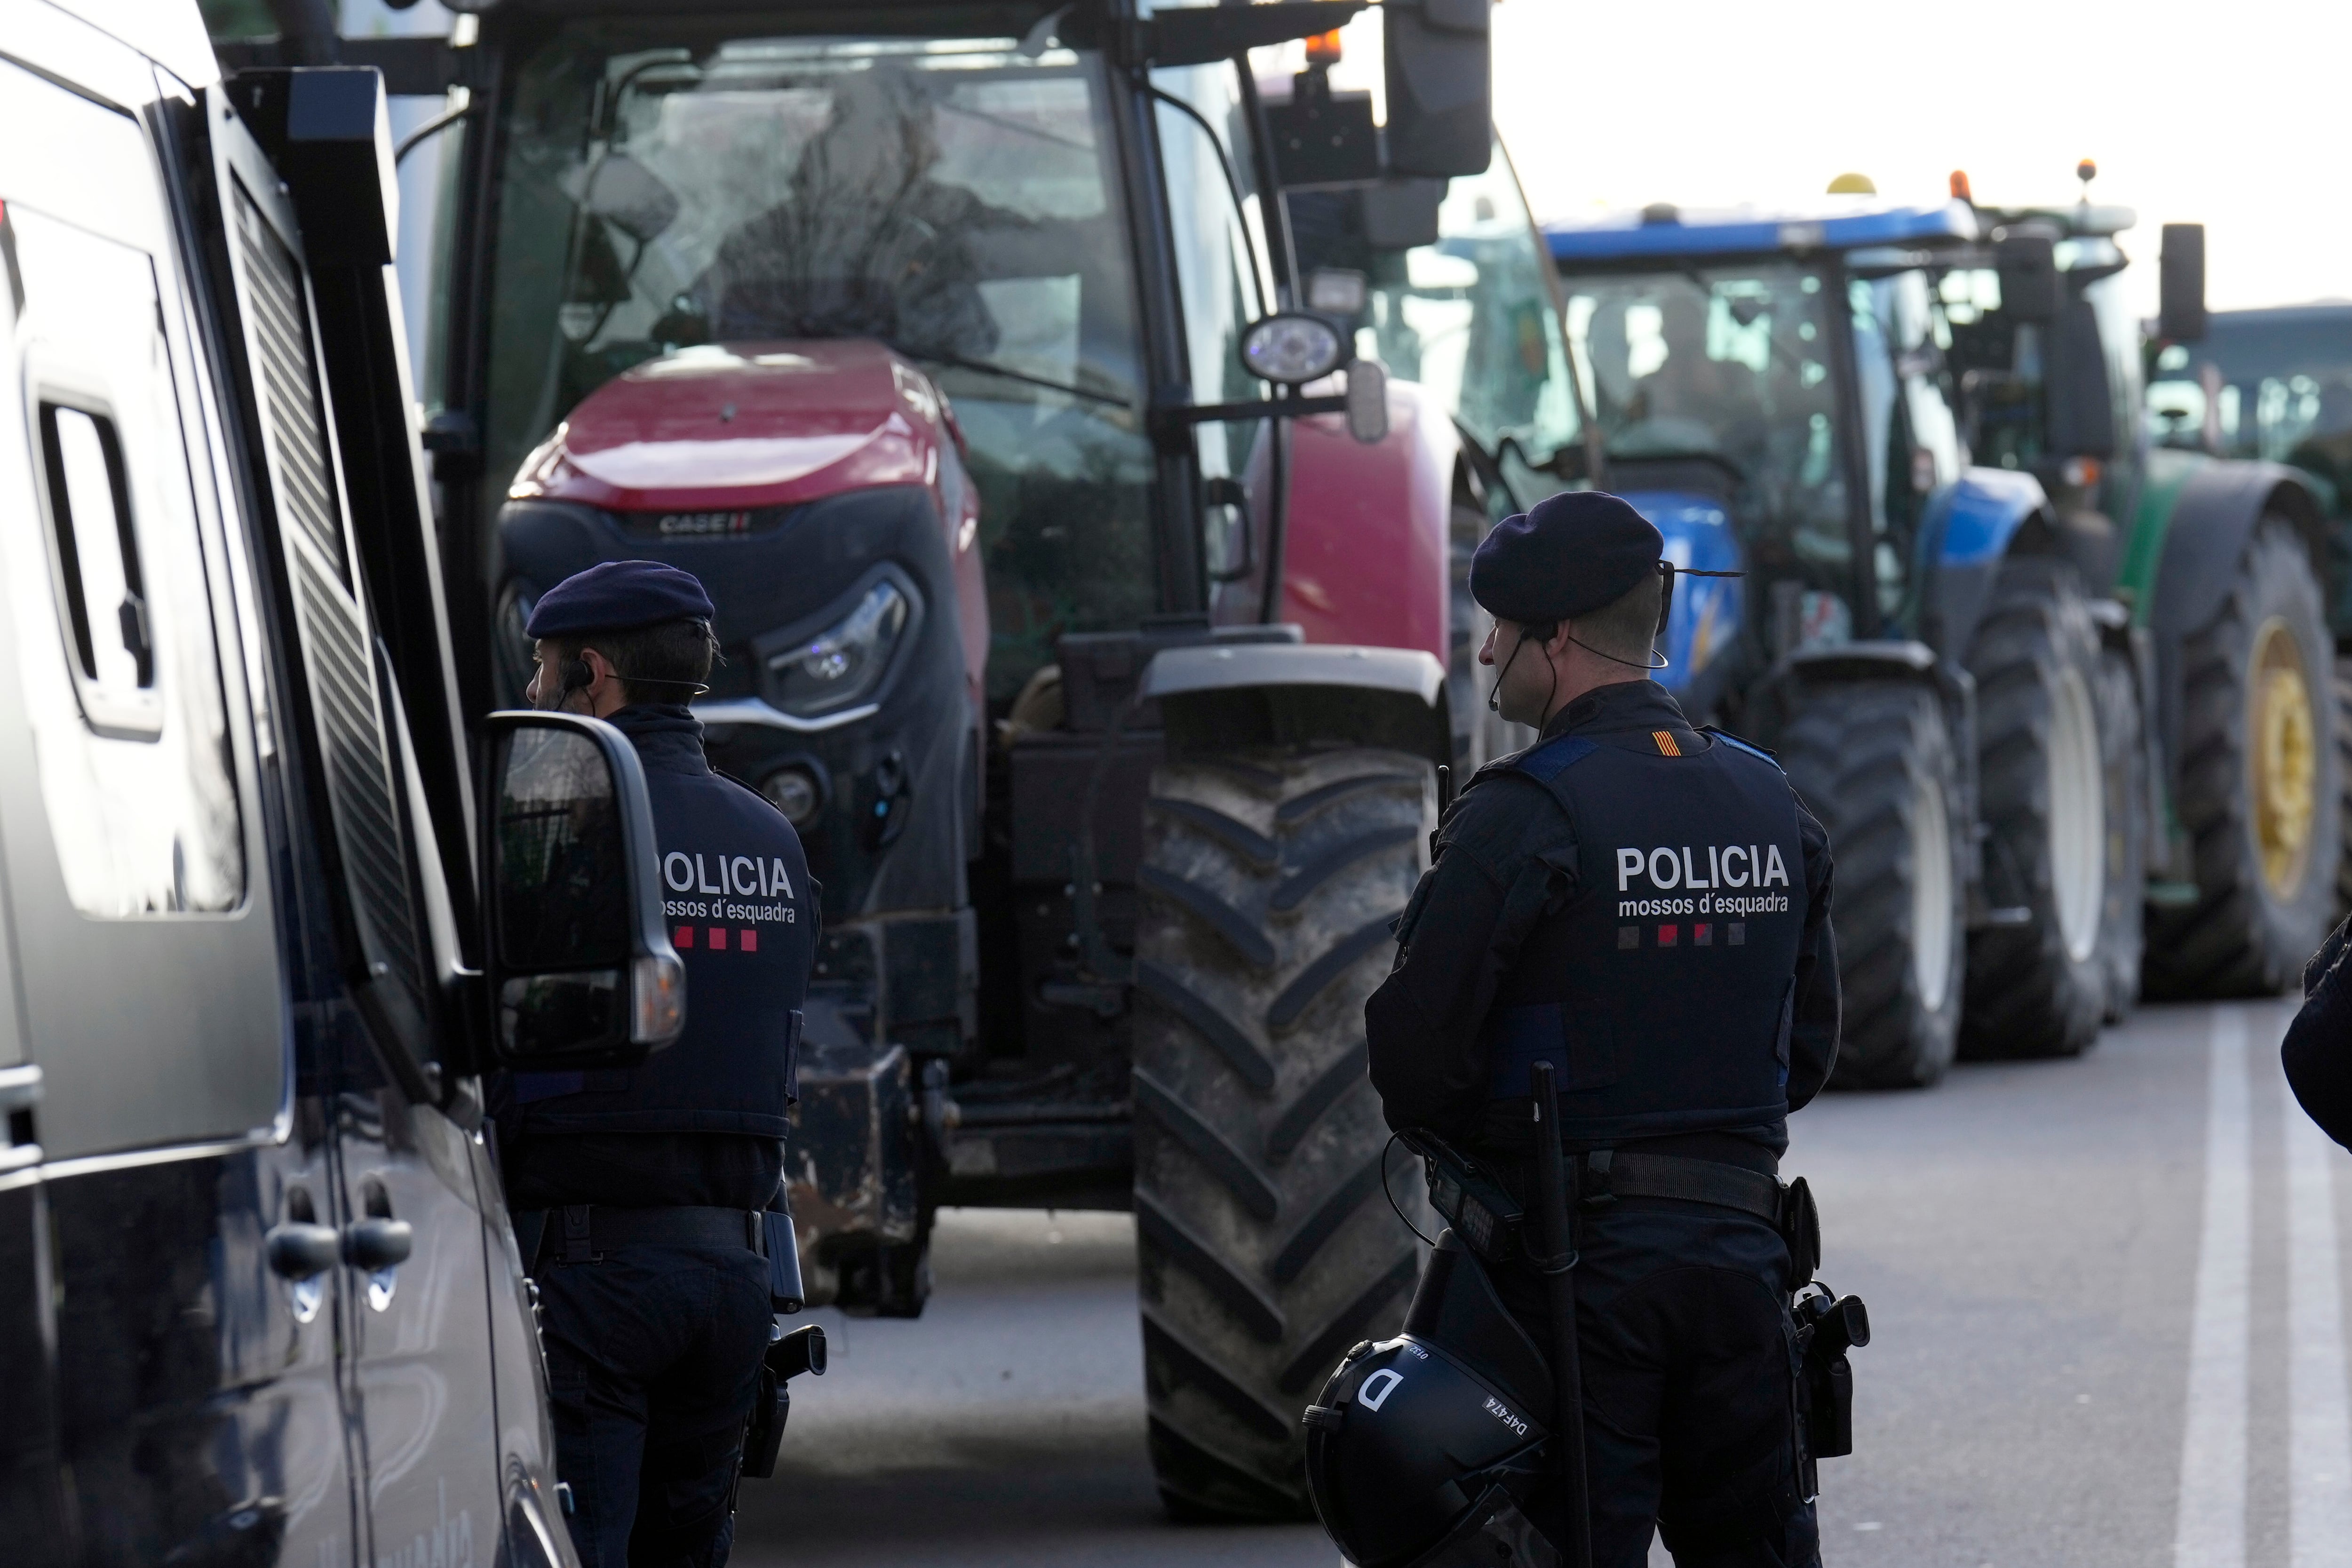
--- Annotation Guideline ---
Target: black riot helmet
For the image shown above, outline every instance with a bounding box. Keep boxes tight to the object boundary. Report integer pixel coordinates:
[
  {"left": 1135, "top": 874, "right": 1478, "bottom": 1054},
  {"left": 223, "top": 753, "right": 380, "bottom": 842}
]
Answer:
[{"left": 1303, "top": 1234, "right": 1560, "bottom": 1568}]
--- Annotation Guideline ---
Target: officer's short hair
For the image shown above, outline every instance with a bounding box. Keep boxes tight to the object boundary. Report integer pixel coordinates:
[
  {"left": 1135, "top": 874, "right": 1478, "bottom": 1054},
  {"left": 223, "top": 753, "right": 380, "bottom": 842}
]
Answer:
[
  {"left": 1571, "top": 570, "right": 1661, "bottom": 667},
  {"left": 547, "top": 616, "right": 719, "bottom": 703}
]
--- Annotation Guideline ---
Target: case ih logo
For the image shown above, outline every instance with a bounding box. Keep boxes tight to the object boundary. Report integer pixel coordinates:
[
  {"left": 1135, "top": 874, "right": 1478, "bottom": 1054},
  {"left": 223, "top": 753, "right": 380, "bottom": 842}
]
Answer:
[{"left": 652, "top": 510, "right": 749, "bottom": 536}]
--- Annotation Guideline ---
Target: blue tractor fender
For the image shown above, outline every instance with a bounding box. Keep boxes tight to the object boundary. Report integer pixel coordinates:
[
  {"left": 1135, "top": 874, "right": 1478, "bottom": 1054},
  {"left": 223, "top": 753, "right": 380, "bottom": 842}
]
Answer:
[
  {"left": 1916, "top": 466, "right": 2057, "bottom": 662},
  {"left": 1613, "top": 488, "right": 1744, "bottom": 718}
]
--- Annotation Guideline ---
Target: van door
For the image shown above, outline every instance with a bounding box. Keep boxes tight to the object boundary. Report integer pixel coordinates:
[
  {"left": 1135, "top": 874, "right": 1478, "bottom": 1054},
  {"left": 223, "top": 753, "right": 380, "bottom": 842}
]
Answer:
[
  {"left": 203, "top": 96, "right": 507, "bottom": 1567},
  {"left": 0, "top": 32, "right": 352, "bottom": 1567}
]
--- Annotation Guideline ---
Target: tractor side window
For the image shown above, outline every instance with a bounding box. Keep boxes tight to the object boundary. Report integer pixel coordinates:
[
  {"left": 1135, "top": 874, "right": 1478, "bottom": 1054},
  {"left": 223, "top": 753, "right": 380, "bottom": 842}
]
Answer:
[
  {"left": 1941, "top": 265, "right": 2047, "bottom": 472},
  {"left": 1851, "top": 272, "right": 1958, "bottom": 623},
  {"left": 1151, "top": 59, "right": 1276, "bottom": 622},
  {"left": 1358, "top": 142, "right": 1580, "bottom": 510}
]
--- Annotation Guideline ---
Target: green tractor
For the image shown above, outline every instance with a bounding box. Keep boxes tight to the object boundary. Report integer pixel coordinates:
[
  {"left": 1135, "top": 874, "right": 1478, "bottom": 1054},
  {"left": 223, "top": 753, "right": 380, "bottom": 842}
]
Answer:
[
  {"left": 2145, "top": 300, "right": 2352, "bottom": 916},
  {"left": 1942, "top": 178, "right": 2337, "bottom": 996}
]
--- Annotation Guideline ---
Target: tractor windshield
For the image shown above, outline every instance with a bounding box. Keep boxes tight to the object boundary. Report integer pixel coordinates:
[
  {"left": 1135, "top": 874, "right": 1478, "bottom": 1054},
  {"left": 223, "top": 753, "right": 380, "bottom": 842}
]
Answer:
[
  {"left": 2148, "top": 312, "right": 2352, "bottom": 468},
  {"left": 483, "top": 27, "right": 1154, "bottom": 701},
  {"left": 1562, "top": 263, "right": 1850, "bottom": 570}
]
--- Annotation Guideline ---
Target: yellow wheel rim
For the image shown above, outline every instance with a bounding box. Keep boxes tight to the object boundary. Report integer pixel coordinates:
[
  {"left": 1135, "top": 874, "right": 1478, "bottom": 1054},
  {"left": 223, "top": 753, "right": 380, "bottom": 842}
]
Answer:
[{"left": 2250, "top": 617, "right": 2319, "bottom": 898}]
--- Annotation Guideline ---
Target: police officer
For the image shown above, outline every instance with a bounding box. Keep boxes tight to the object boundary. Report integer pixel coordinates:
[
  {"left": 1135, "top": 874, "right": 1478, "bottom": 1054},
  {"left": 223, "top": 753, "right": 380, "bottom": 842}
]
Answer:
[
  {"left": 1365, "top": 492, "right": 1840, "bottom": 1568},
  {"left": 2285, "top": 916, "right": 2352, "bottom": 1147},
  {"left": 493, "top": 560, "right": 814, "bottom": 1568}
]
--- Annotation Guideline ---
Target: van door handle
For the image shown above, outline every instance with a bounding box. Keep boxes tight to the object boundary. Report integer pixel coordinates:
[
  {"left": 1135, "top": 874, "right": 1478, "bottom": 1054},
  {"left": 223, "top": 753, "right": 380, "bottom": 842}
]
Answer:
[
  {"left": 266, "top": 1222, "right": 342, "bottom": 1281},
  {"left": 342, "top": 1218, "right": 414, "bottom": 1271}
]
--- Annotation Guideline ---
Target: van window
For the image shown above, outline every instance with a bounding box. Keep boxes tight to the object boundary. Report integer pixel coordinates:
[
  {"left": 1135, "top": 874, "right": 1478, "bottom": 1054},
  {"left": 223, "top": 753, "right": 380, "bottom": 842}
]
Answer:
[
  {"left": 38, "top": 404, "right": 158, "bottom": 732},
  {"left": 9, "top": 206, "right": 245, "bottom": 917}
]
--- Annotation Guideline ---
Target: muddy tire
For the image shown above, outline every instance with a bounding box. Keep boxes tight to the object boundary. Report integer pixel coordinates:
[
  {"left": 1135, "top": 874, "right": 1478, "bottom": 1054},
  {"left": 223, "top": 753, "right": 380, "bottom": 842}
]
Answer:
[
  {"left": 1133, "top": 747, "right": 1433, "bottom": 1520},
  {"left": 2095, "top": 644, "right": 2149, "bottom": 1021},
  {"left": 1959, "top": 557, "right": 2109, "bottom": 1058},
  {"left": 2146, "top": 519, "right": 2340, "bottom": 995},
  {"left": 1780, "top": 682, "right": 1966, "bottom": 1088}
]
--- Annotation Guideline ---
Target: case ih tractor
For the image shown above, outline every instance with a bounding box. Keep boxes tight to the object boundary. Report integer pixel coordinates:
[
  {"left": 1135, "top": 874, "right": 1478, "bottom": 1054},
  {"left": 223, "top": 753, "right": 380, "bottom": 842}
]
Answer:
[
  {"left": 369, "top": 0, "right": 1582, "bottom": 1519},
  {"left": 1542, "top": 183, "right": 2335, "bottom": 1087}
]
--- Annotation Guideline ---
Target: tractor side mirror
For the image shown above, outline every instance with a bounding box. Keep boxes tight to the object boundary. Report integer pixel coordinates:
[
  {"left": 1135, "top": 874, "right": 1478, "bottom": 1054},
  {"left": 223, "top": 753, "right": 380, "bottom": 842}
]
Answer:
[
  {"left": 481, "top": 712, "right": 683, "bottom": 1068},
  {"left": 1383, "top": 0, "right": 1492, "bottom": 178},
  {"left": 584, "top": 152, "right": 682, "bottom": 244},
  {"left": 1994, "top": 233, "right": 2061, "bottom": 323},
  {"left": 2160, "top": 223, "right": 2209, "bottom": 343},
  {"left": 1360, "top": 178, "right": 1446, "bottom": 250}
]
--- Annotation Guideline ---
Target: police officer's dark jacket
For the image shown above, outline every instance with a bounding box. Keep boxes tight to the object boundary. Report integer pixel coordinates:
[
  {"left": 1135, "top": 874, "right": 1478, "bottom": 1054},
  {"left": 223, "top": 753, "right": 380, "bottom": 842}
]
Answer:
[
  {"left": 502, "top": 704, "right": 813, "bottom": 1147},
  {"left": 1367, "top": 680, "right": 1837, "bottom": 1157},
  {"left": 2285, "top": 915, "right": 2352, "bottom": 1150}
]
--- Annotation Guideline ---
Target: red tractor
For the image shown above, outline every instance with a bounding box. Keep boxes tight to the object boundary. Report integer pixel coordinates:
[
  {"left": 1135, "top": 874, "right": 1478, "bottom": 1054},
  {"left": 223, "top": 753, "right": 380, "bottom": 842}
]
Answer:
[{"left": 355, "top": 0, "right": 1581, "bottom": 1517}]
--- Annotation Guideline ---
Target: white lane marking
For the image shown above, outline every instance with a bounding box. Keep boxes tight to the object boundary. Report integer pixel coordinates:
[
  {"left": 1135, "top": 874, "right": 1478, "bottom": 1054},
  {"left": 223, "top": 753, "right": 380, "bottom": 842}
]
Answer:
[
  {"left": 2285, "top": 1053, "right": 2352, "bottom": 1568},
  {"left": 2176, "top": 1006, "right": 2249, "bottom": 1568}
]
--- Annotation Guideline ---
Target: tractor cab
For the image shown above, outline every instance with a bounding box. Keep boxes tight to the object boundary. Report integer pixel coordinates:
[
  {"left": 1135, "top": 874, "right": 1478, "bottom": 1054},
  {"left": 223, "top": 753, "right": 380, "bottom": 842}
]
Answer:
[{"left": 1544, "top": 199, "right": 1976, "bottom": 718}]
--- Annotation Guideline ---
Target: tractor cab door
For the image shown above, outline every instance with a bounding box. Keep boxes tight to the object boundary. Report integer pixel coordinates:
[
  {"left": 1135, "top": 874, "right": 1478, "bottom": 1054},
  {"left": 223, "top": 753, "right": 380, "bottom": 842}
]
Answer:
[
  {"left": 1847, "top": 267, "right": 1965, "bottom": 631},
  {"left": 1151, "top": 57, "right": 1282, "bottom": 627}
]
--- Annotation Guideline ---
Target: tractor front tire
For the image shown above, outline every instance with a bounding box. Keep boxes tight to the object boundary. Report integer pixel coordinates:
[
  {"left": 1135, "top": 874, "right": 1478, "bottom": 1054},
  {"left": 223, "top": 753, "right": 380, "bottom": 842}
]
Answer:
[
  {"left": 1960, "top": 557, "right": 2110, "bottom": 1058},
  {"left": 1133, "top": 746, "right": 1433, "bottom": 1520},
  {"left": 1780, "top": 682, "right": 1966, "bottom": 1089},
  {"left": 2146, "top": 518, "right": 2340, "bottom": 995},
  {"left": 2095, "top": 643, "right": 2149, "bottom": 1021}
]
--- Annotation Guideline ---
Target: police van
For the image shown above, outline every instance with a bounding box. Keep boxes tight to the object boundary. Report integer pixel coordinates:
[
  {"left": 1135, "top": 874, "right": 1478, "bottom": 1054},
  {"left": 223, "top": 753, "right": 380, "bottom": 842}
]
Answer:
[{"left": 0, "top": 5, "right": 683, "bottom": 1562}]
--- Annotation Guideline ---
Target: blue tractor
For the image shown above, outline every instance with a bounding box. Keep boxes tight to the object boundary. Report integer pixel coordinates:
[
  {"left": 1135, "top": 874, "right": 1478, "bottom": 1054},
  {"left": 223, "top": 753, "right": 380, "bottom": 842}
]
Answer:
[{"left": 1539, "top": 198, "right": 2158, "bottom": 1085}]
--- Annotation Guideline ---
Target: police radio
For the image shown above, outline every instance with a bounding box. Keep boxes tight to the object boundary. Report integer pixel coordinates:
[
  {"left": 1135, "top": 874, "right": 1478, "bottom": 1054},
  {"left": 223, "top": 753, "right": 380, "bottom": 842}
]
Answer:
[{"left": 1397, "top": 1128, "right": 1525, "bottom": 1266}]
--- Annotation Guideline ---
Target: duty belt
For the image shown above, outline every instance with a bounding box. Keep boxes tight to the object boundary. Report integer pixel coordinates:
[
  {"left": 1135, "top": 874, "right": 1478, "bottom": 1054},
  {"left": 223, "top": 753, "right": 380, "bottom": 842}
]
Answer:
[
  {"left": 1571, "top": 1149, "right": 1782, "bottom": 1224},
  {"left": 515, "top": 1203, "right": 768, "bottom": 1269}
]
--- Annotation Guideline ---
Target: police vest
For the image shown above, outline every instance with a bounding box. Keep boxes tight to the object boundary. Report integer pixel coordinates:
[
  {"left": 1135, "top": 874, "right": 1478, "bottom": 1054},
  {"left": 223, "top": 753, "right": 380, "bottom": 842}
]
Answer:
[
  {"left": 1481, "top": 727, "right": 1806, "bottom": 1145},
  {"left": 508, "top": 706, "right": 811, "bottom": 1140}
]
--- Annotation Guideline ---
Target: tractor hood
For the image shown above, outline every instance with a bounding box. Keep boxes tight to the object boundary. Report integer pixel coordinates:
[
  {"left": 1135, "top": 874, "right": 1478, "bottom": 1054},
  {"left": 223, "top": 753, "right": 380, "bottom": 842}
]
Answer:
[{"left": 507, "top": 339, "right": 953, "bottom": 513}]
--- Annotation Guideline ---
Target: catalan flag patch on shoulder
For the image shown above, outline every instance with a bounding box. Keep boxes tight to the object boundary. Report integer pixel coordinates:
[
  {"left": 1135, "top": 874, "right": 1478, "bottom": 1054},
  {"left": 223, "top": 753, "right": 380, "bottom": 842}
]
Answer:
[{"left": 1653, "top": 730, "right": 1682, "bottom": 757}]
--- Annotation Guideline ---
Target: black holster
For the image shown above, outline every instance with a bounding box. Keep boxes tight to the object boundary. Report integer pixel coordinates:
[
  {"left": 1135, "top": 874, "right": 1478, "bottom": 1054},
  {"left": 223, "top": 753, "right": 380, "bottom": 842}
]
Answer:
[
  {"left": 740, "top": 1322, "right": 826, "bottom": 1479},
  {"left": 1790, "top": 1284, "right": 1868, "bottom": 1493}
]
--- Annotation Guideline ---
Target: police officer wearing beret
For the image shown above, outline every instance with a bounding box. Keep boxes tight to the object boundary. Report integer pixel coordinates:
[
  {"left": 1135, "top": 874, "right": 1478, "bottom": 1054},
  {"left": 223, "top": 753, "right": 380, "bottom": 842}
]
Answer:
[
  {"left": 492, "top": 561, "right": 815, "bottom": 1568},
  {"left": 1366, "top": 493, "right": 1841, "bottom": 1567}
]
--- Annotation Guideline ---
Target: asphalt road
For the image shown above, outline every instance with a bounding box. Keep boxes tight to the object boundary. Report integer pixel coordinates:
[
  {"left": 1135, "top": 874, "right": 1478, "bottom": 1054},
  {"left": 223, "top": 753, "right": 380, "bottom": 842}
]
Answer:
[{"left": 733, "top": 1000, "right": 2352, "bottom": 1567}]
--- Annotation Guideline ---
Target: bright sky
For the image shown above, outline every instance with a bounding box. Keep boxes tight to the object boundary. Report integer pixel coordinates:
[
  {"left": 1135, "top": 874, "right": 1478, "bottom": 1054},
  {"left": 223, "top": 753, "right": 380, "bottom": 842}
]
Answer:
[{"left": 1330, "top": 0, "right": 2352, "bottom": 319}]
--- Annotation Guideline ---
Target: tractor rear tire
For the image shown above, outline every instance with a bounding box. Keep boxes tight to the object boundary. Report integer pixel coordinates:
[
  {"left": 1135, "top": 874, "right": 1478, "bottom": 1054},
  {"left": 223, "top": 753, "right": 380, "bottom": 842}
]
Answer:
[
  {"left": 1959, "top": 557, "right": 2109, "bottom": 1058},
  {"left": 2146, "top": 518, "right": 2340, "bottom": 996},
  {"left": 2095, "top": 644, "right": 2149, "bottom": 1021},
  {"left": 1133, "top": 746, "right": 1433, "bottom": 1520},
  {"left": 1779, "top": 681, "right": 1966, "bottom": 1089}
]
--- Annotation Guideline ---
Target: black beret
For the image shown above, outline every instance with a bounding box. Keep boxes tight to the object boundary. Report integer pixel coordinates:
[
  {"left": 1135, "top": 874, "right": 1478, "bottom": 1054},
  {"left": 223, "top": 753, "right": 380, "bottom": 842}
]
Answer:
[
  {"left": 1469, "top": 490, "right": 1662, "bottom": 625},
  {"left": 524, "top": 560, "right": 716, "bottom": 638}
]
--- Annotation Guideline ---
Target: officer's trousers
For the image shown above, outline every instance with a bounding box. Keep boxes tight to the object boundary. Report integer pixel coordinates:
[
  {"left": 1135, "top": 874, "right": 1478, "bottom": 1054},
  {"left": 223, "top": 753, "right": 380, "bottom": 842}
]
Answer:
[
  {"left": 1493, "top": 1201, "right": 1820, "bottom": 1568},
  {"left": 536, "top": 1240, "right": 773, "bottom": 1568}
]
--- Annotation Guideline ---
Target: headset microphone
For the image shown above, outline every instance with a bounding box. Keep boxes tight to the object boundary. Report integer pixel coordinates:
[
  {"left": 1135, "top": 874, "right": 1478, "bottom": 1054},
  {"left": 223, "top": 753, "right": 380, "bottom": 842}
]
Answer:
[{"left": 1486, "top": 626, "right": 1543, "bottom": 714}]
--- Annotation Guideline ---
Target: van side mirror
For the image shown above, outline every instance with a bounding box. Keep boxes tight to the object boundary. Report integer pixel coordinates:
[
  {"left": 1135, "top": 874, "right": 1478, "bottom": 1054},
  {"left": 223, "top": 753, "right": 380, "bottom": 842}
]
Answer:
[
  {"left": 2160, "top": 223, "right": 2208, "bottom": 343},
  {"left": 481, "top": 712, "right": 684, "bottom": 1068},
  {"left": 1383, "top": 0, "right": 1492, "bottom": 178},
  {"left": 1994, "top": 233, "right": 2061, "bottom": 323}
]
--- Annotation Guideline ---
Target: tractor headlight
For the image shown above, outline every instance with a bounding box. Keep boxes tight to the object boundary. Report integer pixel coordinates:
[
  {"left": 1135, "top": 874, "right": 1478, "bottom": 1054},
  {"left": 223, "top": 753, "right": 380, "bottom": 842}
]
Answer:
[
  {"left": 1240, "top": 312, "right": 1346, "bottom": 386},
  {"left": 766, "top": 579, "right": 912, "bottom": 717}
]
